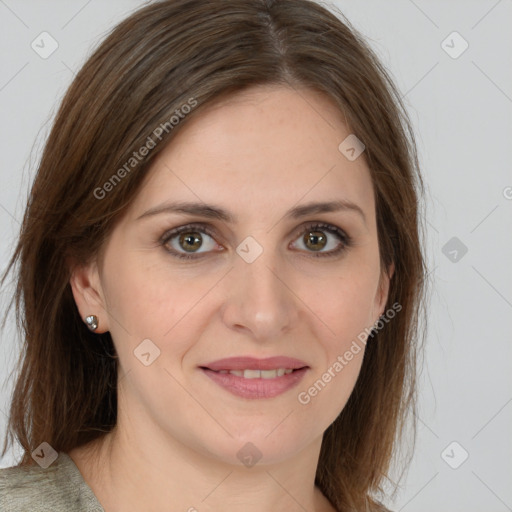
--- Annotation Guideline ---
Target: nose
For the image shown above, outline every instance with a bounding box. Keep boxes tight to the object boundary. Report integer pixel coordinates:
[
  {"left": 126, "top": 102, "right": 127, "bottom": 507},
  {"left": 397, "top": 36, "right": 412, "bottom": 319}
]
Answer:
[{"left": 220, "top": 245, "right": 300, "bottom": 343}]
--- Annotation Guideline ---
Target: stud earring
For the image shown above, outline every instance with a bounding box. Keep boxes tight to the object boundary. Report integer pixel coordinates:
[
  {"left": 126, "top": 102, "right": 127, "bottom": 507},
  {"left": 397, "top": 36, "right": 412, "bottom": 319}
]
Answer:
[{"left": 85, "top": 315, "right": 99, "bottom": 331}]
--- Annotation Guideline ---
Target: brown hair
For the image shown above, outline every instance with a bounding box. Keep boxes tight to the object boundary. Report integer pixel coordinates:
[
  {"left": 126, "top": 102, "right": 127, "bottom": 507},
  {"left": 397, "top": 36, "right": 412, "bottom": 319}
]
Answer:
[{"left": 1, "top": 1, "right": 428, "bottom": 510}]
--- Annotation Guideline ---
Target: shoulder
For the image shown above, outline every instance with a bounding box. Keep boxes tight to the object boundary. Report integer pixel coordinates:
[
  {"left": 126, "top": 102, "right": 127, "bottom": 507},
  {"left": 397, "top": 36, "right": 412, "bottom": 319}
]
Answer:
[{"left": 0, "top": 452, "right": 104, "bottom": 512}]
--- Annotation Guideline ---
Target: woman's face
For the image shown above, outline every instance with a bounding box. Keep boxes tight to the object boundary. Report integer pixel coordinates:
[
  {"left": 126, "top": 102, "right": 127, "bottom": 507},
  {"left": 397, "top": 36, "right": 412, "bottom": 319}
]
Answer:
[{"left": 72, "top": 85, "right": 392, "bottom": 466}]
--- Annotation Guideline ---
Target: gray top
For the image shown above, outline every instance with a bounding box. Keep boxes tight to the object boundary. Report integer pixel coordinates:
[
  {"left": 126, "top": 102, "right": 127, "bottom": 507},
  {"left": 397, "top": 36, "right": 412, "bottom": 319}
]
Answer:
[
  {"left": 0, "top": 452, "right": 104, "bottom": 512},
  {"left": 0, "top": 452, "right": 394, "bottom": 511}
]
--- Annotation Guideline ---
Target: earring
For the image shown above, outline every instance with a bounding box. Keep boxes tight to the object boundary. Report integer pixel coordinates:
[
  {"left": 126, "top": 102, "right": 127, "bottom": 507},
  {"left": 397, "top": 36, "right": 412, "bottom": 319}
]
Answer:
[{"left": 85, "top": 315, "right": 99, "bottom": 331}]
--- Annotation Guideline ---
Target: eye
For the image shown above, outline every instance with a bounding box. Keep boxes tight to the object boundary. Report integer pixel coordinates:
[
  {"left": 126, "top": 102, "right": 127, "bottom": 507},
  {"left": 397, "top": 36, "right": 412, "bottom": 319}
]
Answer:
[
  {"left": 290, "top": 222, "right": 351, "bottom": 258},
  {"left": 160, "top": 223, "right": 220, "bottom": 260},
  {"left": 160, "top": 222, "right": 352, "bottom": 260}
]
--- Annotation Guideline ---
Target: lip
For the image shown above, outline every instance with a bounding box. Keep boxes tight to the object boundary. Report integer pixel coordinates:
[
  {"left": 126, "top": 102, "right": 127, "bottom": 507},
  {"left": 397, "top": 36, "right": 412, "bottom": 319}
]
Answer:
[
  {"left": 200, "top": 356, "right": 309, "bottom": 399},
  {"left": 202, "top": 356, "right": 308, "bottom": 372}
]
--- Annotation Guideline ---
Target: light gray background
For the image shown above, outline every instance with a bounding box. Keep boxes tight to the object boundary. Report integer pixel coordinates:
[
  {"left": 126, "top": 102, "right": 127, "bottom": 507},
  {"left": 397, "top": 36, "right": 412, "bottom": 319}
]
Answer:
[{"left": 1, "top": 1, "right": 511, "bottom": 511}]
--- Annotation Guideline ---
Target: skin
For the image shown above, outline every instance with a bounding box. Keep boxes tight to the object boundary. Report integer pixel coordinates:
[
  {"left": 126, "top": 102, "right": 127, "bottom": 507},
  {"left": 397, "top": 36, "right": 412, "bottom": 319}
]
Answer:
[{"left": 69, "top": 84, "right": 394, "bottom": 512}]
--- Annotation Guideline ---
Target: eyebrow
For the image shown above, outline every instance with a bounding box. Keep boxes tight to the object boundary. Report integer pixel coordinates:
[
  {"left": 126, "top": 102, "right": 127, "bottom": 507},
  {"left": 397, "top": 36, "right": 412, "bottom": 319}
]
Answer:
[{"left": 136, "top": 199, "right": 366, "bottom": 225}]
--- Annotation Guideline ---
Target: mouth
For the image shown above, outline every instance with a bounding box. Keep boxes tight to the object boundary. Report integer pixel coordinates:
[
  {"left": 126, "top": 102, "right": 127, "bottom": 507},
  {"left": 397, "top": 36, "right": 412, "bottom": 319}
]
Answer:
[
  {"left": 199, "top": 356, "right": 309, "bottom": 399},
  {"left": 205, "top": 368, "right": 300, "bottom": 378}
]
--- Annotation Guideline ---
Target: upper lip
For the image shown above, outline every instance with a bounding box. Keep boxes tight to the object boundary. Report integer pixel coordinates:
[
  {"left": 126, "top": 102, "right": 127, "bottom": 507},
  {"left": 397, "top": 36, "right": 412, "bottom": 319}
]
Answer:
[{"left": 202, "top": 356, "right": 309, "bottom": 371}]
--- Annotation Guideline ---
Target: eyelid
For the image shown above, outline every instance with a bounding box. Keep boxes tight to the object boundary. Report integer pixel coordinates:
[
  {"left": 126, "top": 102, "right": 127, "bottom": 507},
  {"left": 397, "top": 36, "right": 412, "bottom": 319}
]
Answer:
[
  {"left": 159, "top": 222, "right": 219, "bottom": 245},
  {"left": 289, "top": 222, "right": 349, "bottom": 244}
]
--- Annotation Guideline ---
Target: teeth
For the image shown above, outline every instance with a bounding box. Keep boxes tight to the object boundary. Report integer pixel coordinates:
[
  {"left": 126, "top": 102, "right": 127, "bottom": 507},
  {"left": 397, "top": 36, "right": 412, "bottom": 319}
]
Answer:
[
  {"left": 215, "top": 368, "right": 296, "bottom": 378},
  {"left": 244, "top": 369, "right": 262, "bottom": 379}
]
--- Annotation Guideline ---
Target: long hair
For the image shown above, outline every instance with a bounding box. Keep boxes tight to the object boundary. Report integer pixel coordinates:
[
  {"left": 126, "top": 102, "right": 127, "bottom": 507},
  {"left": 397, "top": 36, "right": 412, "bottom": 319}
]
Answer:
[{"left": 1, "top": 1, "right": 428, "bottom": 510}]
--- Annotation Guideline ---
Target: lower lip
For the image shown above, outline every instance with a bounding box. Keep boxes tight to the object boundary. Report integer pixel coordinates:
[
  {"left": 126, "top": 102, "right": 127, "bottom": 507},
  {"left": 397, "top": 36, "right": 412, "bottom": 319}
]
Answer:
[{"left": 201, "top": 368, "right": 308, "bottom": 399}]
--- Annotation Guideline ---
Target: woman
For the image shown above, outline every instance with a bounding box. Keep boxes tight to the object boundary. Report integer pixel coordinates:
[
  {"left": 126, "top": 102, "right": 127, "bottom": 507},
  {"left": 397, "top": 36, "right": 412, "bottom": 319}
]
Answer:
[{"left": 0, "top": 1, "right": 428, "bottom": 510}]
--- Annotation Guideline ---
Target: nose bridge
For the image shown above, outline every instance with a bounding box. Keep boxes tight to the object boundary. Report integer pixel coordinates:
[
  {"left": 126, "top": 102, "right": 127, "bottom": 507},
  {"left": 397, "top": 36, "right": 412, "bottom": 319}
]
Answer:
[
  {"left": 222, "top": 237, "right": 297, "bottom": 339},
  {"left": 241, "top": 248, "right": 281, "bottom": 300}
]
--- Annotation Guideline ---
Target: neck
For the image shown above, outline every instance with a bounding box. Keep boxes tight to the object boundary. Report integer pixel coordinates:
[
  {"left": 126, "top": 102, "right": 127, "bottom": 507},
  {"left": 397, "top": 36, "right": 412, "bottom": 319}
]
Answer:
[{"left": 70, "top": 420, "right": 335, "bottom": 512}]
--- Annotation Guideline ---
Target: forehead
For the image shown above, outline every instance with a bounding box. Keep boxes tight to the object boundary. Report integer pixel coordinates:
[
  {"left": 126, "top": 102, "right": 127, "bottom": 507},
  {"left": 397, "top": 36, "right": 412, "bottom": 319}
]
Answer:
[{"left": 129, "top": 85, "right": 375, "bottom": 225}]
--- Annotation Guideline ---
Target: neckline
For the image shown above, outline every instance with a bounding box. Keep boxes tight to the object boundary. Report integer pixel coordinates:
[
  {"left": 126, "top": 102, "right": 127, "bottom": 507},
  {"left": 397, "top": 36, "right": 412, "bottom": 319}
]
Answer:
[{"left": 59, "top": 452, "right": 105, "bottom": 511}]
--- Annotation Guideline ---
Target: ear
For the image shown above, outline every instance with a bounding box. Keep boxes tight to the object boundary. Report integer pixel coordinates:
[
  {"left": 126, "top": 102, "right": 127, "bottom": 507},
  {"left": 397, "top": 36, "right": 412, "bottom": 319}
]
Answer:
[
  {"left": 372, "top": 261, "right": 395, "bottom": 324},
  {"left": 68, "top": 256, "right": 110, "bottom": 333}
]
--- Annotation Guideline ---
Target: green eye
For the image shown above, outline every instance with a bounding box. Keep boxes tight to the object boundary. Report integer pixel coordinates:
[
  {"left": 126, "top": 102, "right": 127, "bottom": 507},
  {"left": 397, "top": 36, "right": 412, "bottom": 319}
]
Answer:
[{"left": 160, "top": 222, "right": 351, "bottom": 260}]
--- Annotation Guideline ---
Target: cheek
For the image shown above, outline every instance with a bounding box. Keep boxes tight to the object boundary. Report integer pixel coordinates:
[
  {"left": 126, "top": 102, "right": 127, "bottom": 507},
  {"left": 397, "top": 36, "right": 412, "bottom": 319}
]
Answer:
[
  {"left": 103, "top": 256, "right": 219, "bottom": 363},
  {"left": 311, "top": 269, "right": 380, "bottom": 345},
  {"left": 300, "top": 267, "right": 377, "bottom": 403},
  {"left": 295, "top": 341, "right": 365, "bottom": 436}
]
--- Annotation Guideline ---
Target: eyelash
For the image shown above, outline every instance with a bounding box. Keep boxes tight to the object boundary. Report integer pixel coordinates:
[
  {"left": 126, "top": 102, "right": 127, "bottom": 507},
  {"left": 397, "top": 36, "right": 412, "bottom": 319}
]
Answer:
[{"left": 159, "top": 222, "right": 352, "bottom": 260}]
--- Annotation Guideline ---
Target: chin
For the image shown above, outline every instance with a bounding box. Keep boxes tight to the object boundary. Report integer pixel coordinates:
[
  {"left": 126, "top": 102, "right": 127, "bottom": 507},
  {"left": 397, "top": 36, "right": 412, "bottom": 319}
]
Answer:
[{"left": 194, "top": 425, "right": 317, "bottom": 468}]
